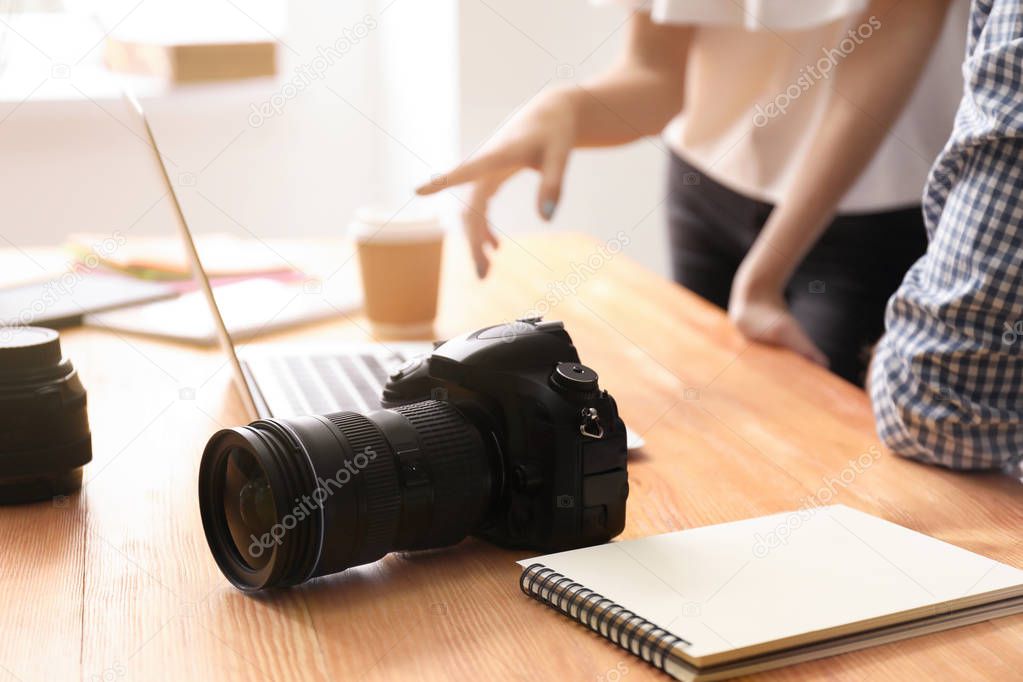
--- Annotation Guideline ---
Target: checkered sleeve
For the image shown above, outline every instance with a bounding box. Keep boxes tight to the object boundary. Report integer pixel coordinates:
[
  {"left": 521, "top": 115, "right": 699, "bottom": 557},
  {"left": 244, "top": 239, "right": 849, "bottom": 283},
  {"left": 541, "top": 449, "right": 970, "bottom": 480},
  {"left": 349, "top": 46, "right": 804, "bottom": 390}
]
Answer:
[{"left": 869, "top": 0, "right": 1023, "bottom": 470}]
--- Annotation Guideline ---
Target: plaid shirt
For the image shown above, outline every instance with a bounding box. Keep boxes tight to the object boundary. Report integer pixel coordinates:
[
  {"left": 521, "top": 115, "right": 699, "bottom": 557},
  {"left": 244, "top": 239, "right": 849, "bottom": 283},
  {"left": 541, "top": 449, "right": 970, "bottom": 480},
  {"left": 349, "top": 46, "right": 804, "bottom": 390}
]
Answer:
[{"left": 870, "top": 0, "right": 1023, "bottom": 470}]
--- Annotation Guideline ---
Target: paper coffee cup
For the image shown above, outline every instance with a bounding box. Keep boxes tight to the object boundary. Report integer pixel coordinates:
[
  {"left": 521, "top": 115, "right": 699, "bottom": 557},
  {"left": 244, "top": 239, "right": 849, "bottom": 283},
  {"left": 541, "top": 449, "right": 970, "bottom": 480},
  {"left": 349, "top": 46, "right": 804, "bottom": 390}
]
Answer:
[{"left": 351, "top": 207, "right": 444, "bottom": 338}]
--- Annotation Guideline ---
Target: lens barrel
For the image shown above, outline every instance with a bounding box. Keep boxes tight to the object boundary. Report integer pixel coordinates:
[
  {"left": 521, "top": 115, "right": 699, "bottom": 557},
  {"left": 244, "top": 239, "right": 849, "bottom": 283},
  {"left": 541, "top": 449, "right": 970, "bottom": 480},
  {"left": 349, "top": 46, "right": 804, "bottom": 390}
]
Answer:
[
  {"left": 198, "top": 400, "right": 494, "bottom": 590},
  {"left": 0, "top": 327, "right": 91, "bottom": 504}
]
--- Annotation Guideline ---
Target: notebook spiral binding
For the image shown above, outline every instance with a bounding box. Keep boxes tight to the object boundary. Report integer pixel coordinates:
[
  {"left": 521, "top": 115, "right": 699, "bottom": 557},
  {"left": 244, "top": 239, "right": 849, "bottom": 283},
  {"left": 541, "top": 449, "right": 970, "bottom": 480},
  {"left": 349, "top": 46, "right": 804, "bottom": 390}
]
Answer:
[{"left": 520, "top": 563, "right": 690, "bottom": 673}]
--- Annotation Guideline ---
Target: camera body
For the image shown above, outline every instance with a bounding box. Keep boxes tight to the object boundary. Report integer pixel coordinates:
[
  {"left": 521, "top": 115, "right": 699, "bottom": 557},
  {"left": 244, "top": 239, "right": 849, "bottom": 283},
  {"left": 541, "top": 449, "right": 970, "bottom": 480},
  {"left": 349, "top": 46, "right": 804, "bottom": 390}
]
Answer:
[{"left": 381, "top": 318, "right": 629, "bottom": 552}]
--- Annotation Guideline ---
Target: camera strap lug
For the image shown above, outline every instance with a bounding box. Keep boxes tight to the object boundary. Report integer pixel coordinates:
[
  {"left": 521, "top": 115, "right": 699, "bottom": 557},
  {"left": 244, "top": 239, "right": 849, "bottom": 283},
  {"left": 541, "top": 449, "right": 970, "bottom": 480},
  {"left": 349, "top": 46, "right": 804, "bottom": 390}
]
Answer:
[{"left": 579, "top": 407, "right": 604, "bottom": 439}]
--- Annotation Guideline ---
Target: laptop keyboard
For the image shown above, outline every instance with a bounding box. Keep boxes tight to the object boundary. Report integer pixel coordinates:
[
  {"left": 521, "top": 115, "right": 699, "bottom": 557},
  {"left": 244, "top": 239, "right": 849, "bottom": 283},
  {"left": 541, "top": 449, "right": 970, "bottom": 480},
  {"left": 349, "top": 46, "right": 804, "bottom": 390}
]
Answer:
[
  {"left": 243, "top": 351, "right": 408, "bottom": 418},
  {"left": 314, "top": 355, "right": 391, "bottom": 410}
]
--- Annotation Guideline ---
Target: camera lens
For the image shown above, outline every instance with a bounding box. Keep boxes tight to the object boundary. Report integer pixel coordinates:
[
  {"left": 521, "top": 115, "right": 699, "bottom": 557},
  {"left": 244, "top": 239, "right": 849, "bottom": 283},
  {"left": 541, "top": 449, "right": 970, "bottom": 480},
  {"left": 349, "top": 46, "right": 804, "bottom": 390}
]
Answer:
[{"left": 198, "top": 400, "right": 496, "bottom": 590}]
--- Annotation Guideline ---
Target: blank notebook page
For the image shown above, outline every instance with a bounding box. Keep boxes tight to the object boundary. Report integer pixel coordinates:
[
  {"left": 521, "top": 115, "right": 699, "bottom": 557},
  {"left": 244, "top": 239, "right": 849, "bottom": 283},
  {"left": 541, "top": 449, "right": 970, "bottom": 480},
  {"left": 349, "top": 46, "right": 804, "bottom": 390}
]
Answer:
[{"left": 519, "top": 505, "right": 1023, "bottom": 666}]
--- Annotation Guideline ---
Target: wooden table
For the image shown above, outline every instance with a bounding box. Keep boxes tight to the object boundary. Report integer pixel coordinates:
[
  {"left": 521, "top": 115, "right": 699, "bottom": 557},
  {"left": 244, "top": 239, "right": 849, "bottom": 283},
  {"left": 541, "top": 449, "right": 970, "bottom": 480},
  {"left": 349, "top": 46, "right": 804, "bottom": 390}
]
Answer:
[{"left": 2, "top": 233, "right": 1021, "bottom": 682}]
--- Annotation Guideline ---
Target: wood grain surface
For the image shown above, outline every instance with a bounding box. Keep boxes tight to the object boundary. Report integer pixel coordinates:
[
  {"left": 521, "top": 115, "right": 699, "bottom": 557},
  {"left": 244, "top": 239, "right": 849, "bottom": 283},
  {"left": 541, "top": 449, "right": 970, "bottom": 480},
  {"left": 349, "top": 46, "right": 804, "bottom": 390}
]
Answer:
[{"left": 1, "top": 233, "right": 1020, "bottom": 682}]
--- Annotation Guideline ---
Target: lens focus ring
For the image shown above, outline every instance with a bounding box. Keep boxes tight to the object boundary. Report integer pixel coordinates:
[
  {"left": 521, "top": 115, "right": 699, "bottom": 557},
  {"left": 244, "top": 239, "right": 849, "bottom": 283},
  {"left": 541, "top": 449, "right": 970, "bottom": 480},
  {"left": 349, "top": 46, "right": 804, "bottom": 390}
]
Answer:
[{"left": 324, "top": 412, "right": 402, "bottom": 565}]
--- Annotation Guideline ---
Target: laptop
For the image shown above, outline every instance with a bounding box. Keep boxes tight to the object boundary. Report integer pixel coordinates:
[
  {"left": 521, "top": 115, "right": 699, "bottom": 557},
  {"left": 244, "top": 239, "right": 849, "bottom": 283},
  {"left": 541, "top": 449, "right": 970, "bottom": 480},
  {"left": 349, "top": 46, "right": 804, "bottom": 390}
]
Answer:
[{"left": 126, "top": 91, "right": 645, "bottom": 449}]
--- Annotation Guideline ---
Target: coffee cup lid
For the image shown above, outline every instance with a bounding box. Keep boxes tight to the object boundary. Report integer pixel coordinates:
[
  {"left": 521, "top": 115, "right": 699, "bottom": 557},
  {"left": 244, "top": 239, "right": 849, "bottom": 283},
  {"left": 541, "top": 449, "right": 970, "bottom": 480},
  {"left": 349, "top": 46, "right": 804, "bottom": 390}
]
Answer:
[{"left": 350, "top": 206, "right": 444, "bottom": 243}]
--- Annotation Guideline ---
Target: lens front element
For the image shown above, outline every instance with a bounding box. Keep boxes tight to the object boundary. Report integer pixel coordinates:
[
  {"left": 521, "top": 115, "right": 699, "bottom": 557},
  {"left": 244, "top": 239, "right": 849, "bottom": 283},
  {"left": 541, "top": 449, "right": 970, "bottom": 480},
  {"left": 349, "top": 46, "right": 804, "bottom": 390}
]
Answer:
[{"left": 222, "top": 448, "right": 277, "bottom": 570}]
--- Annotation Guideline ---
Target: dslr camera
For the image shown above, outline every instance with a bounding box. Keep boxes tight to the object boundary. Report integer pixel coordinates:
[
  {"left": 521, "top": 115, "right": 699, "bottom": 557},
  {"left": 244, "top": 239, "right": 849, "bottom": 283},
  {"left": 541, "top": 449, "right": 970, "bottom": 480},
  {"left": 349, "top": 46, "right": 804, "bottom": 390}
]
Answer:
[{"left": 199, "top": 319, "right": 629, "bottom": 590}]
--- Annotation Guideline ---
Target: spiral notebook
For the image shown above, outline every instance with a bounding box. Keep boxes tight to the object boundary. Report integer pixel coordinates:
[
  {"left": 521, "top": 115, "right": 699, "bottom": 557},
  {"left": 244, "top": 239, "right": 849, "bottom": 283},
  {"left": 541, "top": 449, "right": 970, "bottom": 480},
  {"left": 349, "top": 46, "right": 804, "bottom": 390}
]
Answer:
[{"left": 518, "top": 505, "right": 1023, "bottom": 681}]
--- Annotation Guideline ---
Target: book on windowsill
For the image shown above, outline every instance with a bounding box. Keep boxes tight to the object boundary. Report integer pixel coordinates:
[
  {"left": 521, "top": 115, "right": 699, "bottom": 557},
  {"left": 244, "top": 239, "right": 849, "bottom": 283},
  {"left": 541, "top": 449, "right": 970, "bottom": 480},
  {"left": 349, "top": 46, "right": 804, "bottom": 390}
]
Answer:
[{"left": 103, "top": 19, "right": 276, "bottom": 82}]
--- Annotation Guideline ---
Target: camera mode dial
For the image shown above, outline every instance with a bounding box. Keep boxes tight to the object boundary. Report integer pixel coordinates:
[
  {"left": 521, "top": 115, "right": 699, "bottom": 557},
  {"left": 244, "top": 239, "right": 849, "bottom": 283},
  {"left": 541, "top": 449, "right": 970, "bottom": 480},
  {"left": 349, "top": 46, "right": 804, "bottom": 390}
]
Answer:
[{"left": 550, "top": 362, "right": 599, "bottom": 393}]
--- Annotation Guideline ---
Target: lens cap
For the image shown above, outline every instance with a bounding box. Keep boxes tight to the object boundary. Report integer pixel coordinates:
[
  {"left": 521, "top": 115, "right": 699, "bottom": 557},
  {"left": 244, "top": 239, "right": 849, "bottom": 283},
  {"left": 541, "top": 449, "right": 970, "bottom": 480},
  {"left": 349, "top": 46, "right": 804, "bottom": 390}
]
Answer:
[{"left": 0, "top": 327, "right": 92, "bottom": 504}]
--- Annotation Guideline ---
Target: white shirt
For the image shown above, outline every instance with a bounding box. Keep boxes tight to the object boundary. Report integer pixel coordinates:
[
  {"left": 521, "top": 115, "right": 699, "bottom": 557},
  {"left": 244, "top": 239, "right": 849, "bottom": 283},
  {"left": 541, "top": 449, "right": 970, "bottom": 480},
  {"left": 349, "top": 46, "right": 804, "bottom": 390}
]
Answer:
[{"left": 601, "top": 0, "right": 968, "bottom": 212}]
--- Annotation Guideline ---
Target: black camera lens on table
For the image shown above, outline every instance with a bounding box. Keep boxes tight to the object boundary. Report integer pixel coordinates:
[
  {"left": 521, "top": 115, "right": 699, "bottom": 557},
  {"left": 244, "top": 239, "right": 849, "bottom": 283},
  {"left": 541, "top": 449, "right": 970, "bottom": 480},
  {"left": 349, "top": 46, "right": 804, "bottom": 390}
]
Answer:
[
  {"left": 0, "top": 327, "right": 92, "bottom": 504},
  {"left": 198, "top": 319, "right": 629, "bottom": 591}
]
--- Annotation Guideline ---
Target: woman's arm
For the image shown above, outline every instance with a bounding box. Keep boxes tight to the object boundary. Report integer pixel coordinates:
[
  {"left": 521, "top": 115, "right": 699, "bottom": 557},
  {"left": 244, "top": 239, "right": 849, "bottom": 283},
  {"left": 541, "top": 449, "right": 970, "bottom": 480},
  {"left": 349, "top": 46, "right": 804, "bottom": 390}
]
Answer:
[
  {"left": 729, "top": 0, "right": 952, "bottom": 363},
  {"left": 417, "top": 13, "right": 691, "bottom": 276},
  {"left": 570, "top": 12, "right": 693, "bottom": 147}
]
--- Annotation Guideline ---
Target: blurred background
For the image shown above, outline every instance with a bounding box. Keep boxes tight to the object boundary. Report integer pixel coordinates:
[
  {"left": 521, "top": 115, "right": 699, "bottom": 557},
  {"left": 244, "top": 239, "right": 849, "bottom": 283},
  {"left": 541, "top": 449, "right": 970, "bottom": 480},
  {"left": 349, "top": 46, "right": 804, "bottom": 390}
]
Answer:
[{"left": 0, "top": 0, "right": 670, "bottom": 274}]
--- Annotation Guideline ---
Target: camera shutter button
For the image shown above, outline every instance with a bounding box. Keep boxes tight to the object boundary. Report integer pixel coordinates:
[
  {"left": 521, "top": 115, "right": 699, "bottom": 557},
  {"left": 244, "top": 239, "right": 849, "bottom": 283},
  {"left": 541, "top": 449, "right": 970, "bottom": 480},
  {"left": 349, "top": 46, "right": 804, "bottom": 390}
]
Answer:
[{"left": 389, "top": 357, "right": 420, "bottom": 381}]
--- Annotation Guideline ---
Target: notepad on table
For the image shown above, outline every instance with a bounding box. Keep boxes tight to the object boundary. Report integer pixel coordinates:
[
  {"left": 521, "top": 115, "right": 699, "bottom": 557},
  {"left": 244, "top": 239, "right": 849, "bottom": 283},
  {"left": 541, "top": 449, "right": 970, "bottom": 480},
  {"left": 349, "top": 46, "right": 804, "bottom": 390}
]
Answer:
[{"left": 518, "top": 505, "right": 1023, "bottom": 681}]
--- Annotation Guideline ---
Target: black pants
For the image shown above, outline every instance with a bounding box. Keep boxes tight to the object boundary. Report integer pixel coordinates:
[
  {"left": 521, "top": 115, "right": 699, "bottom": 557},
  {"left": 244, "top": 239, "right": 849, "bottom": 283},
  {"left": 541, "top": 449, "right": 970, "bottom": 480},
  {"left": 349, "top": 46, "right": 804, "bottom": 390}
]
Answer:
[{"left": 667, "top": 153, "right": 928, "bottom": 385}]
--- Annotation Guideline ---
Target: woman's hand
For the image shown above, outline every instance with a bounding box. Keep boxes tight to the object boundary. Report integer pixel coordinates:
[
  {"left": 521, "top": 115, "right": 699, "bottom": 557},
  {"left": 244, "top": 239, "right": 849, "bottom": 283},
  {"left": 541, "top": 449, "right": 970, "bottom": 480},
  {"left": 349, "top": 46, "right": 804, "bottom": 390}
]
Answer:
[
  {"left": 416, "top": 88, "right": 579, "bottom": 278},
  {"left": 415, "top": 13, "right": 691, "bottom": 278},
  {"left": 728, "top": 267, "right": 828, "bottom": 367}
]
